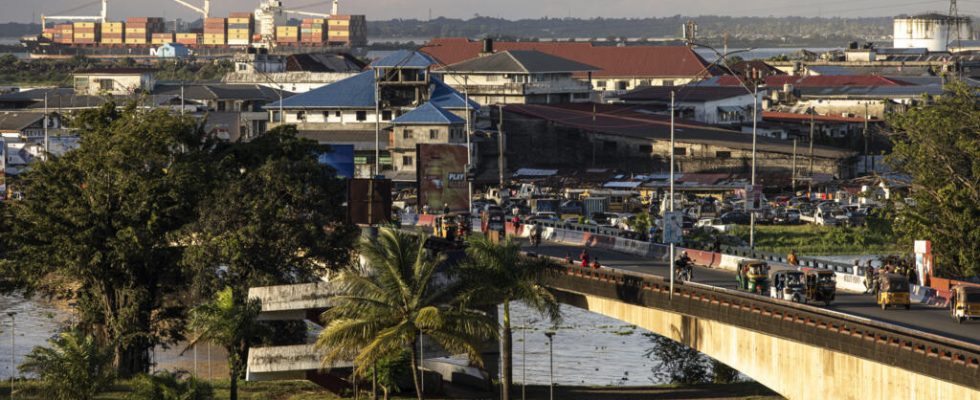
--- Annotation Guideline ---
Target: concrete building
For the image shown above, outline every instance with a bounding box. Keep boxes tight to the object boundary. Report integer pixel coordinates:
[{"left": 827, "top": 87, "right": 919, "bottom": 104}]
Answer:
[
  {"left": 494, "top": 104, "right": 855, "bottom": 185},
  {"left": 612, "top": 86, "right": 763, "bottom": 126},
  {"left": 894, "top": 13, "right": 972, "bottom": 52},
  {"left": 265, "top": 50, "right": 478, "bottom": 177},
  {"left": 224, "top": 52, "right": 366, "bottom": 93},
  {"left": 389, "top": 103, "right": 467, "bottom": 175},
  {"left": 437, "top": 50, "right": 597, "bottom": 105},
  {"left": 421, "top": 38, "right": 716, "bottom": 96},
  {"left": 72, "top": 68, "right": 156, "bottom": 96}
]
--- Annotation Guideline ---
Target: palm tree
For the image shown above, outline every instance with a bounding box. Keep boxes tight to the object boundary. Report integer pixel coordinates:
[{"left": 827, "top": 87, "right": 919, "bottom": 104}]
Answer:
[
  {"left": 462, "top": 236, "right": 562, "bottom": 400},
  {"left": 316, "top": 228, "right": 497, "bottom": 400},
  {"left": 19, "top": 330, "right": 115, "bottom": 400},
  {"left": 185, "top": 287, "right": 268, "bottom": 400}
]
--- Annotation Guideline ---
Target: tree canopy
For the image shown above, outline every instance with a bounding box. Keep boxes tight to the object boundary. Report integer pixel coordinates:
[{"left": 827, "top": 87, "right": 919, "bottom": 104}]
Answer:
[{"left": 887, "top": 82, "right": 980, "bottom": 279}]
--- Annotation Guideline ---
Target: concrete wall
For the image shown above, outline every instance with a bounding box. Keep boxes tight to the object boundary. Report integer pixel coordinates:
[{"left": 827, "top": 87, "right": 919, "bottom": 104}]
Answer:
[{"left": 564, "top": 293, "right": 979, "bottom": 400}]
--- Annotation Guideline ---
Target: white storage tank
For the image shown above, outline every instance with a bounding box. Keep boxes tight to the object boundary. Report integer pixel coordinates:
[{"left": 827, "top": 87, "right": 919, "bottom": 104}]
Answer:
[{"left": 894, "top": 13, "right": 972, "bottom": 52}]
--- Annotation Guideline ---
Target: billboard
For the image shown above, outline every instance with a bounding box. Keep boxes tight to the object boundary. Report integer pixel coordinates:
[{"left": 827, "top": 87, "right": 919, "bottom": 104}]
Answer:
[
  {"left": 417, "top": 144, "right": 469, "bottom": 213},
  {"left": 348, "top": 179, "right": 393, "bottom": 226},
  {"left": 0, "top": 139, "right": 5, "bottom": 200},
  {"left": 318, "top": 144, "right": 356, "bottom": 179}
]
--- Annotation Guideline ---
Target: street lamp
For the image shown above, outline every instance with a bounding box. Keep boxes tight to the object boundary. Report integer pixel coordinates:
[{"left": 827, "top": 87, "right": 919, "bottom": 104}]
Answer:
[
  {"left": 7, "top": 311, "right": 15, "bottom": 400},
  {"left": 544, "top": 331, "right": 555, "bottom": 400}
]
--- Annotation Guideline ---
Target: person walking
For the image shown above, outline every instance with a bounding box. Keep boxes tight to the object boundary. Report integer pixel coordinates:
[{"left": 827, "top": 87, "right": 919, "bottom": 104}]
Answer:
[
  {"left": 592, "top": 257, "right": 601, "bottom": 269},
  {"left": 787, "top": 250, "right": 799, "bottom": 267},
  {"left": 580, "top": 249, "right": 590, "bottom": 268}
]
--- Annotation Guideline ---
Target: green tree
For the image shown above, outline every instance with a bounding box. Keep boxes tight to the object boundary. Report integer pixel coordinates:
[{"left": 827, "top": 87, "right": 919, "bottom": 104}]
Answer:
[
  {"left": 461, "top": 237, "right": 561, "bottom": 400},
  {"left": 5, "top": 102, "right": 207, "bottom": 376},
  {"left": 19, "top": 330, "right": 115, "bottom": 400},
  {"left": 643, "top": 333, "right": 710, "bottom": 385},
  {"left": 362, "top": 350, "right": 412, "bottom": 400},
  {"left": 888, "top": 82, "right": 980, "bottom": 278},
  {"left": 316, "top": 228, "right": 496, "bottom": 400},
  {"left": 186, "top": 287, "right": 267, "bottom": 400},
  {"left": 182, "top": 125, "right": 356, "bottom": 301}
]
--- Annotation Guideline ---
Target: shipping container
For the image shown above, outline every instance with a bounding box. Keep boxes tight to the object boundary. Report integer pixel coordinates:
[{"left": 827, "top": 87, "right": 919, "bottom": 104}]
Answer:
[{"left": 583, "top": 197, "right": 610, "bottom": 217}]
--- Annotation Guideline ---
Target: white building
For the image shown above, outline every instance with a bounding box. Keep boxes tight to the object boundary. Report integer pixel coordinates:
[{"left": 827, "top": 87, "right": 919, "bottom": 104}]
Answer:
[
  {"left": 73, "top": 68, "right": 156, "bottom": 96},
  {"left": 612, "top": 86, "right": 763, "bottom": 125},
  {"left": 894, "top": 14, "right": 972, "bottom": 52}
]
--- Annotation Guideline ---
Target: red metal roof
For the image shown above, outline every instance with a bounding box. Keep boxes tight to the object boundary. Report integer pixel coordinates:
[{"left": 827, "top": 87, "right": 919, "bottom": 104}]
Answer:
[
  {"left": 763, "top": 111, "right": 880, "bottom": 124},
  {"left": 422, "top": 38, "right": 714, "bottom": 79},
  {"left": 764, "top": 75, "right": 914, "bottom": 88}
]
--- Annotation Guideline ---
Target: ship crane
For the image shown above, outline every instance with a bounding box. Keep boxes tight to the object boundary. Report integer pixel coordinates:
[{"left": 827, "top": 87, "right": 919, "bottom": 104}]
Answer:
[
  {"left": 172, "top": 0, "right": 212, "bottom": 20},
  {"left": 284, "top": 0, "right": 340, "bottom": 17},
  {"left": 42, "top": 0, "right": 109, "bottom": 29}
]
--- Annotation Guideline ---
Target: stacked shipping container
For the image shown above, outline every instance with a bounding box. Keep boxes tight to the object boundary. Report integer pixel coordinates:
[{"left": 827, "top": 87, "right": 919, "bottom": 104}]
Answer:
[
  {"left": 275, "top": 26, "right": 299, "bottom": 44},
  {"left": 300, "top": 18, "right": 326, "bottom": 44},
  {"left": 327, "top": 17, "right": 349, "bottom": 44},
  {"left": 53, "top": 24, "right": 73, "bottom": 44},
  {"left": 101, "top": 22, "right": 125, "bottom": 44},
  {"left": 151, "top": 32, "right": 175, "bottom": 45},
  {"left": 175, "top": 33, "right": 199, "bottom": 46},
  {"left": 73, "top": 22, "right": 101, "bottom": 45},
  {"left": 227, "top": 13, "right": 253, "bottom": 46},
  {"left": 125, "top": 17, "right": 164, "bottom": 45},
  {"left": 203, "top": 17, "right": 226, "bottom": 46}
]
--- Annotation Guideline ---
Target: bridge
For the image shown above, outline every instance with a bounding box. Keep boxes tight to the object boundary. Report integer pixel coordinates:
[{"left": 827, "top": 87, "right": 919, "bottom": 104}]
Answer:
[{"left": 245, "top": 227, "right": 980, "bottom": 399}]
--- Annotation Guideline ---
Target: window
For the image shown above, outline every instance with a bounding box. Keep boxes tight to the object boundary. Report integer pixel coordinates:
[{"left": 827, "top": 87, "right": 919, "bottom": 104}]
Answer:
[
  {"left": 663, "top": 80, "right": 675, "bottom": 87},
  {"left": 98, "top": 79, "right": 114, "bottom": 91},
  {"left": 674, "top": 147, "right": 687, "bottom": 156},
  {"left": 238, "top": 64, "right": 248, "bottom": 71},
  {"left": 402, "top": 156, "right": 413, "bottom": 166},
  {"left": 217, "top": 102, "right": 226, "bottom": 112},
  {"left": 429, "top": 129, "right": 439, "bottom": 140},
  {"left": 296, "top": 111, "right": 306, "bottom": 121},
  {"left": 403, "top": 129, "right": 413, "bottom": 139},
  {"left": 486, "top": 75, "right": 499, "bottom": 82},
  {"left": 356, "top": 111, "right": 367, "bottom": 121},
  {"left": 272, "top": 111, "right": 281, "bottom": 122},
  {"left": 639, "top": 80, "right": 651, "bottom": 87},
  {"left": 74, "top": 77, "right": 90, "bottom": 91},
  {"left": 382, "top": 110, "right": 392, "bottom": 121},
  {"left": 616, "top": 81, "right": 628, "bottom": 90},
  {"left": 596, "top": 80, "right": 607, "bottom": 88},
  {"left": 716, "top": 151, "right": 731, "bottom": 159},
  {"left": 639, "top": 144, "right": 653, "bottom": 153},
  {"left": 335, "top": 111, "right": 341, "bottom": 117},
  {"left": 322, "top": 111, "right": 331, "bottom": 119}
]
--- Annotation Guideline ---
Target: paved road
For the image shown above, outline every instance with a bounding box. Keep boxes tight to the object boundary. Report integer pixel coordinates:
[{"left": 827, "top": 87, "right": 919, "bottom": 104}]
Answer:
[{"left": 523, "top": 240, "right": 980, "bottom": 346}]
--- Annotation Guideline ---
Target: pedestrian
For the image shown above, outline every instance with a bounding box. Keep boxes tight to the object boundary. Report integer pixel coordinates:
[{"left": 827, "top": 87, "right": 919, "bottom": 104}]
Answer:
[
  {"left": 787, "top": 250, "right": 799, "bottom": 266},
  {"left": 443, "top": 203, "right": 450, "bottom": 215},
  {"left": 580, "top": 249, "right": 590, "bottom": 268},
  {"left": 592, "top": 258, "right": 601, "bottom": 269},
  {"left": 565, "top": 253, "right": 573, "bottom": 264},
  {"left": 864, "top": 263, "right": 875, "bottom": 294},
  {"left": 713, "top": 236, "right": 722, "bottom": 253}
]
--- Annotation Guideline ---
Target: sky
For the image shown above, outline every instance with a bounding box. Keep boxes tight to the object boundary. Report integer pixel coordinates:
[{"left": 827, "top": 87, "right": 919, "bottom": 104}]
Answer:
[{"left": 1, "top": 0, "right": 975, "bottom": 23}]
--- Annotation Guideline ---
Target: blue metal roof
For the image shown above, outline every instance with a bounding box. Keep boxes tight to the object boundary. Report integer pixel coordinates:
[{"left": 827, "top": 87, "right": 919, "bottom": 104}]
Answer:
[
  {"left": 371, "top": 50, "right": 437, "bottom": 69},
  {"left": 393, "top": 103, "right": 465, "bottom": 125},
  {"left": 265, "top": 70, "right": 480, "bottom": 111}
]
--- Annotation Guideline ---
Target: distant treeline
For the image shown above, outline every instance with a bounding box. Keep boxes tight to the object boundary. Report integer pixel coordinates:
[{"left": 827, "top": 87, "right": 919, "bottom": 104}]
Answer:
[
  {"left": 0, "top": 22, "right": 40, "bottom": 37},
  {"left": 367, "top": 15, "right": 911, "bottom": 44}
]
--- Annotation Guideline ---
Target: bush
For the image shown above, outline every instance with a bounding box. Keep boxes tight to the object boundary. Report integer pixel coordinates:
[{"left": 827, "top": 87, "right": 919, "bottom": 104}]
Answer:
[
  {"left": 18, "top": 330, "right": 114, "bottom": 400},
  {"left": 643, "top": 333, "right": 710, "bottom": 385},
  {"left": 128, "top": 371, "right": 214, "bottom": 400}
]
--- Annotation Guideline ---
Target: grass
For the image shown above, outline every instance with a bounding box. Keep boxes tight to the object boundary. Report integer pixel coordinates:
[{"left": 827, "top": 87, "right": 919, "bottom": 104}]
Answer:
[
  {"left": 0, "top": 379, "right": 341, "bottom": 400},
  {"left": 726, "top": 224, "right": 902, "bottom": 256}
]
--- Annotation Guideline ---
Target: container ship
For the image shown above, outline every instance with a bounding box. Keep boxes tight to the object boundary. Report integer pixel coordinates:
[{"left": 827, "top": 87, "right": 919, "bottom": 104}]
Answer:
[{"left": 19, "top": 0, "right": 367, "bottom": 59}]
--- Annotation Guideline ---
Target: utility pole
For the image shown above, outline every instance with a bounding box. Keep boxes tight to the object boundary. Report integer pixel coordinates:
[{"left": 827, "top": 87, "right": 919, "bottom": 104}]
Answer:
[
  {"left": 808, "top": 109, "right": 815, "bottom": 196},
  {"left": 498, "top": 105, "right": 506, "bottom": 189},
  {"left": 591, "top": 103, "right": 597, "bottom": 167},
  {"left": 374, "top": 68, "right": 381, "bottom": 177},
  {"left": 749, "top": 85, "right": 758, "bottom": 249},
  {"left": 43, "top": 93, "right": 49, "bottom": 158},
  {"left": 669, "top": 90, "right": 676, "bottom": 297},
  {"left": 863, "top": 103, "right": 869, "bottom": 175},
  {"left": 464, "top": 75, "right": 472, "bottom": 214},
  {"left": 792, "top": 138, "right": 798, "bottom": 194}
]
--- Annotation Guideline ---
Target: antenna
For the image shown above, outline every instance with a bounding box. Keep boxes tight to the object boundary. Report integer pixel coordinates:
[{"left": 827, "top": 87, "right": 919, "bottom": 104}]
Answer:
[{"left": 948, "top": 0, "right": 963, "bottom": 50}]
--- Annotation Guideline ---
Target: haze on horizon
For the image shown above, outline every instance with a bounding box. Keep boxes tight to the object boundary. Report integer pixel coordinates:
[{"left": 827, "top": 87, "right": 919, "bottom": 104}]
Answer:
[{"left": 1, "top": 0, "right": 976, "bottom": 23}]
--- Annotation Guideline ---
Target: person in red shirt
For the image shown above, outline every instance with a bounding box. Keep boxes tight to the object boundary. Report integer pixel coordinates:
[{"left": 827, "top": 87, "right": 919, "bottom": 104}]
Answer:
[{"left": 580, "top": 249, "right": 590, "bottom": 268}]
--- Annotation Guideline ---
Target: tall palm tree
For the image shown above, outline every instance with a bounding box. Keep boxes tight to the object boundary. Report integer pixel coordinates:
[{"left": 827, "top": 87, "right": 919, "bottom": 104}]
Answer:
[
  {"left": 462, "top": 237, "right": 562, "bottom": 400},
  {"left": 186, "top": 287, "right": 268, "bottom": 400},
  {"left": 316, "top": 228, "right": 497, "bottom": 400}
]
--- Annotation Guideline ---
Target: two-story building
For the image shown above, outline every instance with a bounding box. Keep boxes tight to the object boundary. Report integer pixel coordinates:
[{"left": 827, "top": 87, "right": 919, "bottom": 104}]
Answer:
[
  {"left": 611, "top": 86, "right": 763, "bottom": 126},
  {"left": 389, "top": 102, "right": 467, "bottom": 175},
  {"left": 265, "top": 50, "right": 479, "bottom": 178},
  {"left": 436, "top": 50, "right": 597, "bottom": 105},
  {"left": 73, "top": 68, "right": 157, "bottom": 96}
]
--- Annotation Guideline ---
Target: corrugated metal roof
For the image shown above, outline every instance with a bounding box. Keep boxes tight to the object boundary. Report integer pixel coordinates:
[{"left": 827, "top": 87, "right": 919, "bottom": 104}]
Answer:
[
  {"left": 0, "top": 112, "right": 44, "bottom": 131},
  {"left": 445, "top": 50, "right": 597, "bottom": 74},
  {"left": 393, "top": 103, "right": 465, "bottom": 125},
  {"left": 422, "top": 38, "right": 713, "bottom": 79},
  {"left": 266, "top": 72, "right": 479, "bottom": 111},
  {"left": 296, "top": 130, "right": 388, "bottom": 151},
  {"left": 371, "top": 50, "right": 437, "bottom": 69},
  {"left": 617, "top": 86, "right": 753, "bottom": 103}
]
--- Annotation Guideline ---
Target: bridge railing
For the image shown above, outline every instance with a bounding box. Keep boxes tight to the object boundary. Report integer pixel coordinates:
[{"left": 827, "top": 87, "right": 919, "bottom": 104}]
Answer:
[{"left": 534, "top": 256, "right": 980, "bottom": 390}]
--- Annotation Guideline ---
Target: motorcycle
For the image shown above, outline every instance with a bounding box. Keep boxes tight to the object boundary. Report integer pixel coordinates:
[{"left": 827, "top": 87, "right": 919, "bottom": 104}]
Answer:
[{"left": 674, "top": 259, "right": 694, "bottom": 282}]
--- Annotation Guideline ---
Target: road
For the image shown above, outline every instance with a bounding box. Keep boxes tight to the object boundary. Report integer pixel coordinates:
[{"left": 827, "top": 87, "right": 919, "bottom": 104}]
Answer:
[{"left": 523, "top": 240, "right": 980, "bottom": 346}]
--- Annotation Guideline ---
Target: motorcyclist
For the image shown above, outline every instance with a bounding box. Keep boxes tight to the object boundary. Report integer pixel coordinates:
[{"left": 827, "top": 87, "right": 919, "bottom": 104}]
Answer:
[
  {"left": 675, "top": 251, "right": 693, "bottom": 280},
  {"left": 530, "top": 224, "right": 543, "bottom": 247}
]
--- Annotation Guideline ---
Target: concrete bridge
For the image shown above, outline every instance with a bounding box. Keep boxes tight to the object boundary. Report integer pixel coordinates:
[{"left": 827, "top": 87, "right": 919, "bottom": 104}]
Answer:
[{"left": 245, "top": 243, "right": 980, "bottom": 399}]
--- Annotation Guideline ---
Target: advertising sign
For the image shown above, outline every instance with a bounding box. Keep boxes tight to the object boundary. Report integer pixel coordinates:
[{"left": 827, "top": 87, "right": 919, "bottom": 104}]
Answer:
[
  {"left": 318, "top": 144, "right": 356, "bottom": 179},
  {"left": 662, "top": 211, "right": 684, "bottom": 244},
  {"left": 744, "top": 185, "right": 763, "bottom": 211},
  {"left": 348, "top": 179, "right": 392, "bottom": 226},
  {"left": 0, "top": 139, "right": 6, "bottom": 200},
  {"left": 417, "top": 144, "right": 469, "bottom": 213}
]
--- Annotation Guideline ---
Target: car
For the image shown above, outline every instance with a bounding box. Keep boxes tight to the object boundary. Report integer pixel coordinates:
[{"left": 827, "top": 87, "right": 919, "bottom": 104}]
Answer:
[
  {"left": 720, "top": 211, "right": 751, "bottom": 225},
  {"left": 531, "top": 211, "right": 560, "bottom": 223}
]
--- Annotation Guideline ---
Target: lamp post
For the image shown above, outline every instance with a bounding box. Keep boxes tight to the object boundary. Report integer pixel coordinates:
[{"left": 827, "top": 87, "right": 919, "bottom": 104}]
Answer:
[
  {"left": 544, "top": 331, "right": 555, "bottom": 400},
  {"left": 7, "top": 311, "right": 15, "bottom": 400}
]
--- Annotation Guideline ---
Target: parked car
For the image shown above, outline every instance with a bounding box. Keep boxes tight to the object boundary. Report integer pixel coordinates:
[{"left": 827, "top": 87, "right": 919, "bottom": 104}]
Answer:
[{"left": 720, "top": 211, "right": 752, "bottom": 225}]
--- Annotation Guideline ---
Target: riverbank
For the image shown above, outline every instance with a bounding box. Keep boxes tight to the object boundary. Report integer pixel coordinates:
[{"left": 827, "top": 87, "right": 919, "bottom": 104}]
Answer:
[{"left": 0, "top": 379, "right": 782, "bottom": 399}]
